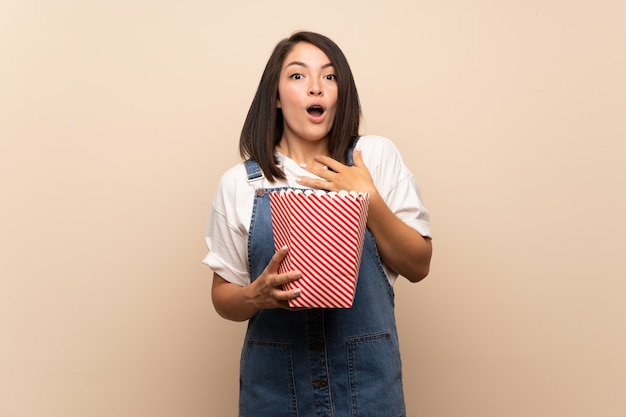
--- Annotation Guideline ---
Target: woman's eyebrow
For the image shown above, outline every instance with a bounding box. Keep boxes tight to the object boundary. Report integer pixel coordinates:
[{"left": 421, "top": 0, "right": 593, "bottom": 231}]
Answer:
[{"left": 285, "top": 61, "right": 334, "bottom": 69}]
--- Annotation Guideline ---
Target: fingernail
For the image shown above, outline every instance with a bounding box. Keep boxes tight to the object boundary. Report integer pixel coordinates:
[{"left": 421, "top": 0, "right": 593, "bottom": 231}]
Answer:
[
  {"left": 280, "top": 245, "right": 288, "bottom": 251},
  {"left": 299, "top": 162, "right": 307, "bottom": 168},
  {"left": 293, "top": 288, "right": 301, "bottom": 296}
]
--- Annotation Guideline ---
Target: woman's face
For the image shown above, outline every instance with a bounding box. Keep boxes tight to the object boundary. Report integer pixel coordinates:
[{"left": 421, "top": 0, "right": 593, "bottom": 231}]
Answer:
[{"left": 277, "top": 42, "right": 338, "bottom": 146}]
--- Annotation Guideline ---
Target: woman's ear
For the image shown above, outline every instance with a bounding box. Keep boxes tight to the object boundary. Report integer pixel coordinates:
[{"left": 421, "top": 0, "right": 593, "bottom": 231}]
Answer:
[{"left": 276, "top": 97, "right": 281, "bottom": 108}]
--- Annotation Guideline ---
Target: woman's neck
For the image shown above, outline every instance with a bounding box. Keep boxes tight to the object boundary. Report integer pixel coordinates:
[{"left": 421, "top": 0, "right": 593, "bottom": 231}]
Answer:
[{"left": 276, "top": 139, "right": 329, "bottom": 167}]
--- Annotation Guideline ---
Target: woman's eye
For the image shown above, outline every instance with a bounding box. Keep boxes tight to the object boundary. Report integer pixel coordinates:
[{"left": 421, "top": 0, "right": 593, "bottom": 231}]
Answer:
[
  {"left": 325, "top": 74, "right": 337, "bottom": 81},
  {"left": 290, "top": 73, "right": 303, "bottom": 80}
]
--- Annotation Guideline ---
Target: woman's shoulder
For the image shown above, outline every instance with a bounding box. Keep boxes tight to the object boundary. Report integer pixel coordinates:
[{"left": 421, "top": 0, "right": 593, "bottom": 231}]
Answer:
[
  {"left": 357, "top": 135, "right": 400, "bottom": 153},
  {"left": 211, "top": 162, "right": 254, "bottom": 204},
  {"left": 356, "top": 135, "right": 404, "bottom": 162},
  {"left": 216, "top": 161, "right": 249, "bottom": 186},
  {"left": 210, "top": 161, "right": 259, "bottom": 217}
]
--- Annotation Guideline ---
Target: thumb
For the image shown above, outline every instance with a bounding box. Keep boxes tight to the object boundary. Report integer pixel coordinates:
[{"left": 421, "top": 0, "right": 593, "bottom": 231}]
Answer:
[
  {"left": 267, "top": 245, "right": 289, "bottom": 272},
  {"left": 352, "top": 145, "right": 364, "bottom": 167}
]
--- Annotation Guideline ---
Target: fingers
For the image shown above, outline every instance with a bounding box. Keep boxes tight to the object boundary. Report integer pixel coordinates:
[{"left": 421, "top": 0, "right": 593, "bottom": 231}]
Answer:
[
  {"left": 352, "top": 146, "right": 364, "bottom": 167},
  {"left": 267, "top": 247, "right": 301, "bottom": 284},
  {"left": 295, "top": 151, "right": 374, "bottom": 195},
  {"left": 296, "top": 156, "right": 341, "bottom": 190},
  {"left": 274, "top": 286, "right": 301, "bottom": 301},
  {"left": 266, "top": 245, "right": 289, "bottom": 274},
  {"left": 275, "top": 270, "right": 302, "bottom": 287},
  {"left": 314, "top": 149, "right": 363, "bottom": 170},
  {"left": 270, "top": 274, "right": 302, "bottom": 311},
  {"left": 262, "top": 246, "right": 302, "bottom": 304},
  {"left": 296, "top": 177, "right": 333, "bottom": 191},
  {"left": 312, "top": 154, "right": 339, "bottom": 170}
]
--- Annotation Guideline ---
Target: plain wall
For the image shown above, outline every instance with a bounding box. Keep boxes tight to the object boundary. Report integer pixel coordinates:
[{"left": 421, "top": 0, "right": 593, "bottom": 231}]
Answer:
[{"left": 1, "top": 0, "right": 625, "bottom": 416}]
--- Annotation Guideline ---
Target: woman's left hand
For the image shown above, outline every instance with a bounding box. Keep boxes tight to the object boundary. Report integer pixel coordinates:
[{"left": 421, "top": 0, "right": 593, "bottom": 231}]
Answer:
[
  {"left": 296, "top": 146, "right": 432, "bottom": 282},
  {"left": 297, "top": 148, "right": 376, "bottom": 195}
]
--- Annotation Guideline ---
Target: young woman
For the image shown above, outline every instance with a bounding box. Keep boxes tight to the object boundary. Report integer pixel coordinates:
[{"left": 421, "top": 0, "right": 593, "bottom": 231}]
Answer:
[{"left": 204, "top": 31, "right": 432, "bottom": 417}]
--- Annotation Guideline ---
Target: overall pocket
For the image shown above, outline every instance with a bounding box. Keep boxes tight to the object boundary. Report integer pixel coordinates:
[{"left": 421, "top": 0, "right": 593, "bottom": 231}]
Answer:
[
  {"left": 347, "top": 332, "right": 406, "bottom": 417},
  {"left": 239, "top": 339, "right": 298, "bottom": 417}
]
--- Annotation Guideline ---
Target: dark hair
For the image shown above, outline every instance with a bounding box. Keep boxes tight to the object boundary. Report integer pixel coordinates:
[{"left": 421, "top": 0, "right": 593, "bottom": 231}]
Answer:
[{"left": 239, "top": 31, "right": 361, "bottom": 182}]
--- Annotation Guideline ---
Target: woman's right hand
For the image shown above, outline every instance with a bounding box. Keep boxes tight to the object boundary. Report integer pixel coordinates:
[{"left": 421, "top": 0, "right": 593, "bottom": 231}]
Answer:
[
  {"left": 211, "top": 246, "right": 302, "bottom": 321},
  {"left": 246, "top": 246, "right": 302, "bottom": 310}
]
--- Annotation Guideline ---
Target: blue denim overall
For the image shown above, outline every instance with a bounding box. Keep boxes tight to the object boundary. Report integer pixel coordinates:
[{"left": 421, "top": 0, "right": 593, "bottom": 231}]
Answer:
[{"left": 240, "top": 153, "right": 406, "bottom": 417}]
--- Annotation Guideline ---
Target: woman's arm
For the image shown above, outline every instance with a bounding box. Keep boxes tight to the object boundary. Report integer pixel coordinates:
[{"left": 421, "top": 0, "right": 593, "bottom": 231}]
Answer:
[
  {"left": 297, "top": 148, "right": 432, "bottom": 282},
  {"left": 211, "top": 247, "right": 303, "bottom": 321},
  {"left": 364, "top": 189, "right": 432, "bottom": 281}
]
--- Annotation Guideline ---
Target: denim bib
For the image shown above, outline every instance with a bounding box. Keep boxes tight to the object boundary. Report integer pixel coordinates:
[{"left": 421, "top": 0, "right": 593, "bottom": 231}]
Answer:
[{"left": 240, "top": 150, "right": 406, "bottom": 417}]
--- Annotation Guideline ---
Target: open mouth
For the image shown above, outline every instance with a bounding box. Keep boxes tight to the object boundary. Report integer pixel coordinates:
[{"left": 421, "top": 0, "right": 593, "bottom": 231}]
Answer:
[{"left": 307, "top": 105, "right": 325, "bottom": 117}]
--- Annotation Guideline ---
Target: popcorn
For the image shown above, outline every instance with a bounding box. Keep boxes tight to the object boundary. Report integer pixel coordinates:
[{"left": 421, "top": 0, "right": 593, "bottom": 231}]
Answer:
[{"left": 269, "top": 189, "right": 370, "bottom": 308}]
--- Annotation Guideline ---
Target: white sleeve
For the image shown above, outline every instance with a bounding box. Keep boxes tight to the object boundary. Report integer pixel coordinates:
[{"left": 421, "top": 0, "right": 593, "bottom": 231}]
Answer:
[
  {"left": 202, "top": 165, "right": 252, "bottom": 287},
  {"left": 359, "top": 135, "right": 432, "bottom": 238},
  {"left": 386, "top": 173, "right": 432, "bottom": 238}
]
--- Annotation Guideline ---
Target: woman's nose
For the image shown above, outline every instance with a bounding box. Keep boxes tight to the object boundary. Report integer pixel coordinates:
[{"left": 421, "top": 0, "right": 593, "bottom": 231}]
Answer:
[{"left": 308, "top": 84, "right": 323, "bottom": 96}]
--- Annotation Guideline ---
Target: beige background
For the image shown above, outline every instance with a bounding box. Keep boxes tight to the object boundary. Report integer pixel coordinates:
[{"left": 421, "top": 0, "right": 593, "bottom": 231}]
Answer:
[{"left": 1, "top": 0, "right": 625, "bottom": 416}]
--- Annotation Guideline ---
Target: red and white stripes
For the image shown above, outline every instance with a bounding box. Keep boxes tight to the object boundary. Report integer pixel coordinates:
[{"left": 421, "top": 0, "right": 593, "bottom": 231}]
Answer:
[{"left": 269, "top": 189, "right": 370, "bottom": 308}]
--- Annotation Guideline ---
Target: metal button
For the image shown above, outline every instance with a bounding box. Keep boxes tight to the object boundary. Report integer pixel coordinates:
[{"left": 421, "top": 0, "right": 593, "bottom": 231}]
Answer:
[
  {"left": 313, "top": 379, "right": 328, "bottom": 388},
  {"left": 255, "top": 188, "right": 265, "bottom": 197}
]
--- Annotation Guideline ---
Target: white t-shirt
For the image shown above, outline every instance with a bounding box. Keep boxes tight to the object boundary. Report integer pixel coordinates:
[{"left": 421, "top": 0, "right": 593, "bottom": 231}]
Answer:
[{"left": 203, "top": 135, "right": 431, "bottom": 287}]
